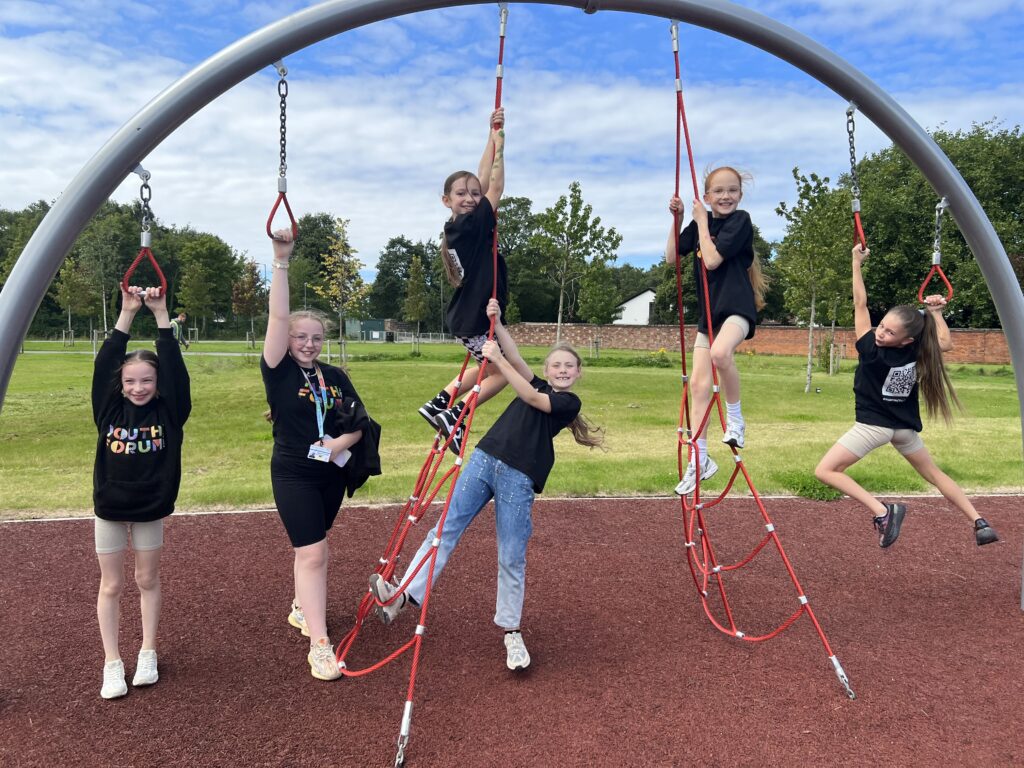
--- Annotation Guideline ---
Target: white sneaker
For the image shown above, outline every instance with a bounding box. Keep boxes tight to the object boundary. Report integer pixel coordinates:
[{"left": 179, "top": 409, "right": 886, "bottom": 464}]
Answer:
[
  {"left": 674, "top": 456, "right": 719, "bottom": 496},
  {"left": 504, "top": 631, "right": 531, "bottom": 671},
  {"left": 132, "top": 649, "right": 159, "bottom": 687},
  {"left": 288, "top": 600, "right": 310, "bottom": 637},
  {"left": 307, "top": 638, "right": 342, "bottom": 681},
  {"left": 101, "top": 659, "right": 128, "bottom": 699},
  {"left": 368, "top": 574, "right": 407, "bottom": 626},
  {"left": 722, "top": 420, "right": 745, "bottom": 449}
]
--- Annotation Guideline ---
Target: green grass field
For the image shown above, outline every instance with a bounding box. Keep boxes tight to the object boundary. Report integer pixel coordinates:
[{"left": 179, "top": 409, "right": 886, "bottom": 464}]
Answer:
[{"left": 1, "top": 342, "right": 1021, "bottom": 519}]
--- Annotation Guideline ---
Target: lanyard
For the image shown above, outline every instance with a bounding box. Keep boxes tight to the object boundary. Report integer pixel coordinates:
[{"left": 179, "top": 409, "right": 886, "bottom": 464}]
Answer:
[{"left": 301, "top": 364, "right": 329, "bottom": 444}]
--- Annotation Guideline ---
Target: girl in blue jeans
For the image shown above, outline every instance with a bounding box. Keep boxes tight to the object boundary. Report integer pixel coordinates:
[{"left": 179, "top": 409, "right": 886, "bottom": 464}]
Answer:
[{"left": 370, "top": 299, "right": 602, "bottom": 670}]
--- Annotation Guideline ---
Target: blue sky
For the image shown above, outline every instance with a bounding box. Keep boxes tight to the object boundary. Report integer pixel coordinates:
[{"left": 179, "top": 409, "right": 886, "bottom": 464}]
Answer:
[{"left": 2, "top": 0, "right": 1022, "bottom": 275}]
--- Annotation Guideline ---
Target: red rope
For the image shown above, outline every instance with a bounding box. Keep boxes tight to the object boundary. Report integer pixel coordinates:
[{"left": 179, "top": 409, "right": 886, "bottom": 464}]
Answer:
[
  {"left": 121, "top": 246, "right": 168, "bottom": 294},
  {"left": 266, "top": 191, "right": 298, "bottom": 241},
  {"left": 669, "top": 24, "right": 851, "bottom": 696},
  {"left": 918, "top": 264, "right": 954, "bottom": 303}
]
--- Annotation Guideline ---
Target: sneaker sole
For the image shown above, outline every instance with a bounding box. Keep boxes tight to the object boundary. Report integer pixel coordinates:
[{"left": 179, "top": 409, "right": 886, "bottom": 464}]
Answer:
[
  {"left": 976, "top": 528, "right": 1000, "bottom": 546},
  {"left": 722, "top": 435, "right": 745, "bottom": 449},
  {"left": 101, "top": 684, "right": 128, "bottom": 700},
  {"left": 879, "top": 505, "right": 907, "bottom": 548},
  {"left": 418, "top": 407, "right": 442, "bottom": 428},
  {"left": 132, "top": 674, "right": 158, "bottom": 687},
  {"left": 307, "top": 655, "right": 342, "bottom": 681},
  {"left": 368, "top": 575, "right": 396, "bottom": 626},
  {"left": 507, "top": 657, "right": 531, "bottom": 671}
]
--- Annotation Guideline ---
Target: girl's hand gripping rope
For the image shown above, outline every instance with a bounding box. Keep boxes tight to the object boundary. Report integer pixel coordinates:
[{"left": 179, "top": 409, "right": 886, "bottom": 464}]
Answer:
[
  {"left": 852, "top": 244, "right": 869, "bottom": 266},
  {"left": 922, "top": 295, "right": 948, "bottom": 314}
]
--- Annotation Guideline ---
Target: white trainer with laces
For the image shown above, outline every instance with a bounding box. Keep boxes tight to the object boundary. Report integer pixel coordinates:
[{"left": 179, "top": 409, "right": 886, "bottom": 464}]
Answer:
[
  {"left": 368, "top": 574, "right": 407, "bottom": 625},
  {"left": 101, "top": 659, "right": 128, "bottom": 700},
  {"left": 504, "top": 631, "right": 531, "bottom": 671},
  {"left": 722, "top": 420, "right": 746, "bottom": 449},
  {"left": 288, "top": 600, "right": 309, "bottom": 637},
  {"left": 132, "top": 649, "right": 159, "bottom": 687},
  {"left": 307, "top": 638, "right": 342, "bottom": 681},
  {"left": 674, "top": 456, "right": 719, "bottom": 496}
]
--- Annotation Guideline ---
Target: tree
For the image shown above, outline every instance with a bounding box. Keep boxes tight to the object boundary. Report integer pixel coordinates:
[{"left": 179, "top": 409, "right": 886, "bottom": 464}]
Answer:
[
  {"left": 177, "top": 261, "right": 215, "bottom": 336},
  {"left": 73, "top": 201, "right": 140, "bottom": 332},
  {"left": 775, "top": 169, "right": 851, "bottom": 392},
  {"left": 578, "top": 259, "right": 622, "bottom": 324},
  {"left": 314, "top": 218, "right": 368, "bottom": 359},
  {"left": 369, "top": 236, "right": 422, "bottom": 319},
  {"left": 292, "top": 212, "right": 340, "bottom": 272},
  {"left": 232, "top": 258, "right": 268, "bottom": 336},
  {"left": 497, "top": 196, "right": 559, "bottom": 322},
  {"left": 53, "top": 258, "right": 98, "bottom": 334},
  {"left": 404, "top": 254, "right": 431, "bottom": 350},
  {"left": 533, "top": 181, "right": 623, "bottom": 340}
]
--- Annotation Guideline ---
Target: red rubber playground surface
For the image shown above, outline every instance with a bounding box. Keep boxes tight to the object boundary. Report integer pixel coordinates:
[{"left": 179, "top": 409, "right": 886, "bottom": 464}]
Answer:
[{"left": 1, "top": 496, "right": 1022, "bottom": 767}]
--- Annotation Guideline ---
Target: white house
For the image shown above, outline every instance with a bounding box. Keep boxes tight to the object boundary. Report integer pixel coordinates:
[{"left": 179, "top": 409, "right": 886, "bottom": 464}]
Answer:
[{"left": 614, "top": 289, "right": 656, "bottom": 325}]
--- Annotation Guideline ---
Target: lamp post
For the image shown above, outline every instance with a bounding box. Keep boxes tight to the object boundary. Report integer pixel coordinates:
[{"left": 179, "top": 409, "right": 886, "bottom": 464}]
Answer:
[{"left": 303, "top": 282, "right": 308, "bottom": 310}]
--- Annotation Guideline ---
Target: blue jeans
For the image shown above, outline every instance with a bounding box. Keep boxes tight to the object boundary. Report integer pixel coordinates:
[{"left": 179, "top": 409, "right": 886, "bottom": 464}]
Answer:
[{"left": 401, "top": 449, "right": 535, "bottom": 630}]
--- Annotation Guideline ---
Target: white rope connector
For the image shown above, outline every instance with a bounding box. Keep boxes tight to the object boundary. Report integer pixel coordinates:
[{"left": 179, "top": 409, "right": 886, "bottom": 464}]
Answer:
[
  {"left": 712, "top": 565, "right": 721, "bottom": 574},
  {"left": 798, "top": 595, "right": 809, "bottom": 605},
  {"left": 681, "top": 374, "right": 688, "bottom": 383},
  {"left": 415, "top": 624, "right": 426, "bottom": 636},
  {"left": 454, "top": 456, "right": 463, "bottom": 466},
  {"left": 378, "top": 557, "right": 388, "bottom": 565},
  {"left": 400, "top": 701, "right": 413, "bottom": 737},
  {"left": 431, "top": 537, "right": 441, "bottom": 548},
  {"left": 278, "top": 176, "right": 287, "bottom": 193},
  {"left": 472, "top": 384, "right": 482, "bottom": 394},
  {"left": 712, "top": 384, "right": 720, "bottom": 393},
  {"left": 684, "top": 541, "right": 696, "bottom": 548},
  {"left": 733, "top": 454, "right": 742, "bottom": 463},
  {"left": 407, "top": 515, "right": 418, "bottom": 523},
  {"left": 735, "top": 631, "right": 745, "bottom": 639},
  {"left": 764, "top": 523, "right": 775, "bottom": 533}
]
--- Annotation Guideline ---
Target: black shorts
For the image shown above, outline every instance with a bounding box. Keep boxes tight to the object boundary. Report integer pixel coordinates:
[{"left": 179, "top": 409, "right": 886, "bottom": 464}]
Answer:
[{"left": 270, "top": 455, "right": 346, "bottom": 548}]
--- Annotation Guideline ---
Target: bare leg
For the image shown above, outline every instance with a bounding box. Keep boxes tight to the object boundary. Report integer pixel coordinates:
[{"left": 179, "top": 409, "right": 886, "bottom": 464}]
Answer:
[
  {"left": 901, "top": 446, "right": 981, "bottom": 523},
  {"left": 294, "top": 540, "right": 330, "bottom": 643},
  {"left": 97, "top": 552, "right": 126, "bottom": 662},
  {"left": 815, "top": 443, "right": 888, "bottom": 517},
  {"left": 689, "top": 347, "right": 714, "bottom": 442},
  {"left": 709, "top": 322, "right": 746, "bottom": 406},
  {"left": 134, "top": 548, "right": 162, "bottom": 651}
]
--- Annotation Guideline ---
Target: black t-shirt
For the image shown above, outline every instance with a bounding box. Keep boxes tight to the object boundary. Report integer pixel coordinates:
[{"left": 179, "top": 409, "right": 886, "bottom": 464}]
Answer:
[
  {"left": 260, "top": 354, "right": 362, "bottom": 464},
  {"left": 91, "top": 328, "right": 192, "bottom": 522},
  {"left": 853, "top": 331, "right": 922, "bottom": 431},
  {"left": 677, "top": 209, "right": 757, "bottom": 338},
  {"left": 476, "top": 375, "right": 581, "bottom": 493},
  {"left": 444, "top": 196, "right": 508, "bottom": 337}
]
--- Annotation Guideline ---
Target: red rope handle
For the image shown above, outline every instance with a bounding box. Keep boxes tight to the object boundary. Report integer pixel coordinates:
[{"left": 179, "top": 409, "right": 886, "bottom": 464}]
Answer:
[
  {"left": 121, "top": 245, "right": 168, "bottom": 294},
  {"left": 918, "top": 264, "right": 954, "bottom": 303},
  {"left": 266, "top": 190, "right": 299, "bottom": 241},
  {"left": 853, "top": 210, "right": 867, "bottom": 251}
]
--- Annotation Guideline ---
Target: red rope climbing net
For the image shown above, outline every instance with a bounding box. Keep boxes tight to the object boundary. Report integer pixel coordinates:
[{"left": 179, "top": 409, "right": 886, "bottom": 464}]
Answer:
[
  {"left": 669, "top": 21, "right": 854, "bottom": 698},
  {"left": 334, "top": 7, "right": 510, "bottom": 766}
]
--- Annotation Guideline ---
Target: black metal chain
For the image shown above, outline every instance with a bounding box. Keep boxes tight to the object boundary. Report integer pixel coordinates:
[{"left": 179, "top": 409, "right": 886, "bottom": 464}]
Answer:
[
  {"left": 139, "top": 176, "right": 153, "bottom": 233},
  {"left": 845, "top": 103, "right": 861, "bottom": 202},
  {"left": 278, "top": 75, "right": 288, "bottom": 179}
]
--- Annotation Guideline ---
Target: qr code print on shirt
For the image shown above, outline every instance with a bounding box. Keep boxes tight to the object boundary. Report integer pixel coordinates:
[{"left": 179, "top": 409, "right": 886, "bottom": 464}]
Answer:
[{"left": 882, "top": 362, "right": 916, "bottom": 399}]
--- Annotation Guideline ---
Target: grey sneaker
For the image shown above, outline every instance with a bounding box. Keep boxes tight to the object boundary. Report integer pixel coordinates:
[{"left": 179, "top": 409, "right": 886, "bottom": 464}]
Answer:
[
  {"left": 436, "top": 404, "right": 466, "bottom": 453},
  {"left": 101, "top": 659, "right": 128, "bottom": 700},
  {"left": 504, "top": 631, "right": 531, "bottom": 671},
  {"left": 418, "top": 392, "right": 450, "bottom": 428},
  {"left": 368, "top": 574, "right": 407, "bottom": 626},
  {"left": 974, "top": 518, "right": 999, "bottom": 546},
  {"left": 132, "top": 649, "right": 158, "bottom": 687},
  {"left": 674, "top": 456, "right": 719, "bottom": 496},
  {"left": 307, "top": 638, "right": 342, "bottom": 681},
  {"left": 722, "top": 420, "right": 745, "bottom": 449},
  {"left": 873, "top": 503, "right": 907, "bottom": 548},
  {"left": 288, "top": 600, "right": 309, "bottom": 637}
]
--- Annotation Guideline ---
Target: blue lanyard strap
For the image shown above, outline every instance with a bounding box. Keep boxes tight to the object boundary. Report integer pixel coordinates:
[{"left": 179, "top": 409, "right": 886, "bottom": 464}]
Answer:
[{"left": 301, "top": 364, "right": 328, "bottom": 443}]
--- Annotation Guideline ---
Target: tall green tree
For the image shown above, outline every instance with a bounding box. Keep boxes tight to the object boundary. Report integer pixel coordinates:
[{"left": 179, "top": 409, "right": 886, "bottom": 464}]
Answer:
[
  {"left": 404, "top": 254, "right": 431, "bottom": 343},
  {"left": 292, "top": 212, "right": 340, "bottom": 272},
  {"left": 232, "top": 258, "right": 268, "bottom": 336},
  {"left": 369, "top": 236, "right": 423, "bottom": 319},
  {"left": 578, "top": 259, "right": 622, "bottom": 324},
  {"left": 314, "top": 218, "right": 368, "bottom": 354},
  {"left": 499, "top": 196, "right": 558, "bottom": 322},
  {"left": 177, "top": 233, "right": 242, "bottom": 327},
  {"left": 533, "top": 181, "right": 623, "bottom": 339},
  {"left": 775, "top": 169, "right": 853, "bottom": 392},
  {"left": 53, "top": 258, "right": 98, "bottom": 334}
]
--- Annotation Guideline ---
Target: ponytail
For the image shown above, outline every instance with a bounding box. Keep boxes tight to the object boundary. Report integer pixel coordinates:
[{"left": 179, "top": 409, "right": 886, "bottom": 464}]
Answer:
[
  {"left": 748, "top": 255, "right": 768, "bottom": 311},
  {"left": 889, "top": 305, "right": 962, "bottom": 424}
]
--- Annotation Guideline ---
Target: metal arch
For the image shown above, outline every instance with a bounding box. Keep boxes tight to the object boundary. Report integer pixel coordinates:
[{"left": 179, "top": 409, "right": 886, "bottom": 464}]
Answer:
[{"left": 2, "top": 0, "right": 1023, "bottom": 601}]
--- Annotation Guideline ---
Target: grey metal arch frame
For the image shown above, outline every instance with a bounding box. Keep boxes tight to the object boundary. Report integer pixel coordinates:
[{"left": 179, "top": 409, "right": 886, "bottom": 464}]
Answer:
[{"left": 3, "top": 0, "right": 1023, "bottom": 600}]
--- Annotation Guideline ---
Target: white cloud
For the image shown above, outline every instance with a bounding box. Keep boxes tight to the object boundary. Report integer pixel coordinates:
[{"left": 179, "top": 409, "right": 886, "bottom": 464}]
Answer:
[{"left": 2, "top": 2, "right": 1022, "bottom": 281}]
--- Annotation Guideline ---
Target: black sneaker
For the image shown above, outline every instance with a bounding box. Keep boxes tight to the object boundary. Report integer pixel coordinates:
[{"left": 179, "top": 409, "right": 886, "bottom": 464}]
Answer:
[
  {"left": 437, "top": 403, "right": 466, "bottom": 454},
  {"left": 974, "top": 518, "right": 1000, "bottom": 546},
  {"left": 418, "top": 392, "right": 450, "bottom": 428},
  {"left": 873, "top": 503, "right": 907, "bottom": 548}
]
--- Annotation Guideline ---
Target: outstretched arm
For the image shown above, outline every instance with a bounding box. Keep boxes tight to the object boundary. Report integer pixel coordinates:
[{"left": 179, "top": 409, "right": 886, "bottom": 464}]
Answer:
[
  {"left": 114, "top": 285, "right": 143, "bottom": 335},
  {"left": 263, "top": 229, "right": 294, "bottom": 367},
  {"left": 478, "top": 108, "right": 505, "bottom": 210},
  {"left": 924, "top": 295, "right": 953, "bottom": 352},
  {"left": 851, "top": 245, "right": 872, "bottom": 339}
]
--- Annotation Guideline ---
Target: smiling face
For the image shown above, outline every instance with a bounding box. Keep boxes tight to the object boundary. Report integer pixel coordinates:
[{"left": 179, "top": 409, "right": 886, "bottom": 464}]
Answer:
[
  {"left": 544, "top": 349, "right": 582, "bottom": 392},
  {"left": 442, "top": 174, "right": 483, "bottom": 217},
  {"left": 703, "top": 168, "right": 743, "bottom": 218},
  {"left": 288, "top": 317, "right": 325, "bottom": 367},
  {"left": 121, "top": 361, "right": 158, "bottom": 406},
  {"left": 875, "top": 312, "right": 914, "bottom": 348}
]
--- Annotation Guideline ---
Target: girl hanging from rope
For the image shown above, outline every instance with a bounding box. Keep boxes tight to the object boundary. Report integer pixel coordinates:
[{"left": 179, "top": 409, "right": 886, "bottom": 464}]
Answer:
[
  {"left": 417, "top": 108, "right": 509, "bottom": 454},
  {"left": 666, "top": 166, "right": 767, "bottom": 495},
  {"left": 814, "top": 244, "right": 999, "bottom": 548},
  {"left": 93, "top": 284, "right": 191, "bottom": 699},
  {"left": 371, "top": 298, "right": 602, "bottom": 671},
  {"left": 262, "top": 228, "right": 381, "bottom": 681}
]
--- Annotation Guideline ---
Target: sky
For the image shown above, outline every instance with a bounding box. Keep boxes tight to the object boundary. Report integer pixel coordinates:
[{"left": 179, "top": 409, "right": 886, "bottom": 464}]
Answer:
[{"left": 2, "top": 0, "right": 1023, "bottom": 279}]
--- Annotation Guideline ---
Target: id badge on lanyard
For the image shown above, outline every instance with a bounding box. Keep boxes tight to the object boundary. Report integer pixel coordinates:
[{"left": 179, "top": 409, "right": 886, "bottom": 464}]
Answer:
[{"left": 302, "top": 364, "right": 332, "bottom": 463}]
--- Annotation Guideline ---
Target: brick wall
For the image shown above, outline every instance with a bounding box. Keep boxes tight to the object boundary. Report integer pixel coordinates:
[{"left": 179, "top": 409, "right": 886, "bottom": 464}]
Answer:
[{"left": 508, "top": 323, "right": 1011, "bottom": 365}]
